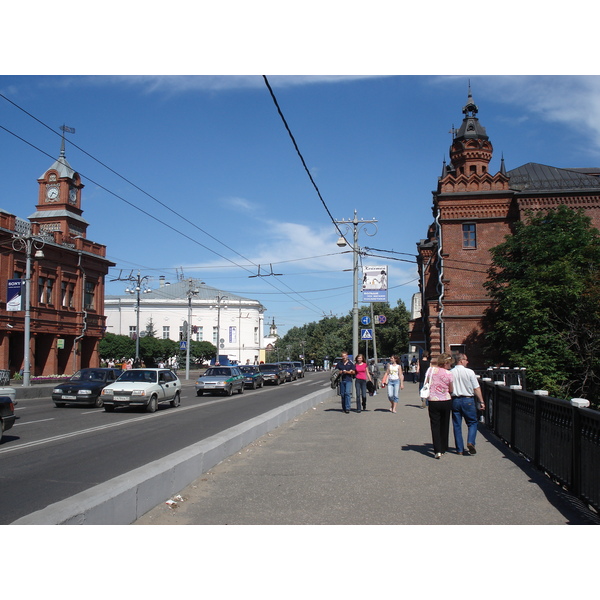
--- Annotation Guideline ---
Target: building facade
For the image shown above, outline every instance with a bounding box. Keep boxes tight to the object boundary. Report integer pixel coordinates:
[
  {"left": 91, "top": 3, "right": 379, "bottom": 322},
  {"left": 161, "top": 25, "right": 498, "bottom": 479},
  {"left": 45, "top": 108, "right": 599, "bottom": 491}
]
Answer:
[
  {"left": 0, "top": 140, "right": 114, "bottom": 377},
  {"left": 105, "top": 277, "right": 267, "bottom": 365},
  {"left": 412, "top": 89, "right": 600, "bottom": 368}
]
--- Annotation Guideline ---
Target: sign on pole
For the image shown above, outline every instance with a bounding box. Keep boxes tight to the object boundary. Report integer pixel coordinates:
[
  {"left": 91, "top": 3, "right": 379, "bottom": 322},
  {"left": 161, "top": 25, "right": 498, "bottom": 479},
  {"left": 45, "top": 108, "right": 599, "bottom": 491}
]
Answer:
[
  {"left": 361, "top": 265, "right": 388, "bottom": 303},
  {"left": 361, "top": 329, "right": 373, "bottom": 340},
  {"left": 7, "top": 279, "right": 24, "bottom": 311}
]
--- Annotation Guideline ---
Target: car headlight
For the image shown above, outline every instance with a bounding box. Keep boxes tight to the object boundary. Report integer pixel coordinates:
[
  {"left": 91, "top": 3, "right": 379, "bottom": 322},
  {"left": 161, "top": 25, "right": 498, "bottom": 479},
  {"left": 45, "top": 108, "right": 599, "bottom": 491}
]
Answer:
[
  {"left": 101, "top": 389, "right": 114, "bottom": 395},
  {"left": 79, "top": 390, "right": 92, "bottom": 395},
  {"left": 131, "top": 390, "right": 146, "bottom": 396},
  {"left": 53, "top": 388, "right": 63, "bottom": 394}
]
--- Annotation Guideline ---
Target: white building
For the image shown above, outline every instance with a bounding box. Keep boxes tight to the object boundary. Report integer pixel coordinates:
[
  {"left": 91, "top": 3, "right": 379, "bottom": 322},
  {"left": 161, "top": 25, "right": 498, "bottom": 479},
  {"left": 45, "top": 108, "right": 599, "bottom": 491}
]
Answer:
[{"left": 105, "top": 277, "right": 266, "bottom": 365}]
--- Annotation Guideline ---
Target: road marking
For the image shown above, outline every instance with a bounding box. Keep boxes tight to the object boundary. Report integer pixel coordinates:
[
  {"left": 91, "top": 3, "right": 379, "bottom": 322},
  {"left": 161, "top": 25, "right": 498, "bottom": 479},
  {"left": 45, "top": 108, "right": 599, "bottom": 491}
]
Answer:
[{"left": 13, "top": 418, "right": 54, "bottom": 426}]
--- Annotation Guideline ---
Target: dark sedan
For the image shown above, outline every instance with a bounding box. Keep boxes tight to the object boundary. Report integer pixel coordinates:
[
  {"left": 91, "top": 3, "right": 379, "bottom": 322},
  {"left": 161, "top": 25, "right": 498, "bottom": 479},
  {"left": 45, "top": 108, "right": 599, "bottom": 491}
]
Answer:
[
  {"left": 52, "top": 368, "right": 122, "bottom": 408},
  {"left": 258, "top": 363, "right": 287, "bottom": 385},
  {"left": 239, "top": 365, "right": 264, "bottom": 389},
  {"left": 277, "top": 361, "right": 297, "bottom": 382},
  {"left": 0, "top": 396, "right": 15, "bottom": 443}
]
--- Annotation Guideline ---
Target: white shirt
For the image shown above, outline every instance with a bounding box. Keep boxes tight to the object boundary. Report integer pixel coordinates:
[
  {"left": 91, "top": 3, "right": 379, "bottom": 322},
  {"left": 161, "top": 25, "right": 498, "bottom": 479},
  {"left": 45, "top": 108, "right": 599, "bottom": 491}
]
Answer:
[{"left": 450, "top": 364, "right": 480, "bottom": 397}]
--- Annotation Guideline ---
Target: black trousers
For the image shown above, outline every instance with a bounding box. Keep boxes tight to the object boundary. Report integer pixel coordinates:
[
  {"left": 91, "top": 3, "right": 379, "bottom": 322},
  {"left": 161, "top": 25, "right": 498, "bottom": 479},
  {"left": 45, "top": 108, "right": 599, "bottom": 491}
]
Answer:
[{"left": 428, "top": 399, "right": 452, "bottom": 454}]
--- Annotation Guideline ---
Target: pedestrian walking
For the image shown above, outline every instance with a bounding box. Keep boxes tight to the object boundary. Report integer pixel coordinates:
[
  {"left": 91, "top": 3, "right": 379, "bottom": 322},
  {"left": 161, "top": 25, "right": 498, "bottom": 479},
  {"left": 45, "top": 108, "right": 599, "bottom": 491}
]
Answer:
[
  {"left": 381, "top": 355, "right": 404, "bottom": 413},
  {"left": 354, "top": 354, "right": 372, "bottom": 412},
  {"left": 409, "top": 357, "right": 418, "bottom": 383},
  {"left": 451, "top": 353, "right": 485, "bottom": 456},
  {"left": 425, "top": 353, "right": 454, "bottom": 459},
  {"left": 335, "top": 352, "right": 356, "bottom": 414},
  {"left": 418, "top": 352, "right": 431, "bottom": 408},
  {"left": 368, "top": 359, "right": 380, "bottom": 395}
]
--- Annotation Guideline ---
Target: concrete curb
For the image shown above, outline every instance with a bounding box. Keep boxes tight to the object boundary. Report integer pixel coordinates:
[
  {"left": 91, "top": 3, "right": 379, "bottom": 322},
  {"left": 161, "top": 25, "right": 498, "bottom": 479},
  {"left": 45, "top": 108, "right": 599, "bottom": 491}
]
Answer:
[{"left": 12, "top": 385, "right": 335, "bottom": 525}]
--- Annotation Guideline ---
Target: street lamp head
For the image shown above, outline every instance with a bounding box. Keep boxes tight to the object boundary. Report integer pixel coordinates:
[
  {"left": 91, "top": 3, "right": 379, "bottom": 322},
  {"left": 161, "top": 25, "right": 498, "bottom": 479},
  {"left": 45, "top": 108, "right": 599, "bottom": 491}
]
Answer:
[
  {"left": 34, "top": 250, "right": 45, "bottom": 259},
  {"left": 336, "top": 236, "right": 347, "bottom": 248}
]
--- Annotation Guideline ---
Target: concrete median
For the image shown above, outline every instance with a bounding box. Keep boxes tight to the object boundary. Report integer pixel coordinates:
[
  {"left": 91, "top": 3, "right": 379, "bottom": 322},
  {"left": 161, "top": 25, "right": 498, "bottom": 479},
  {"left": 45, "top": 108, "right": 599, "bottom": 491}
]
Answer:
[{"left": 12, "top": 385, "right": 334, "bottom": 525}]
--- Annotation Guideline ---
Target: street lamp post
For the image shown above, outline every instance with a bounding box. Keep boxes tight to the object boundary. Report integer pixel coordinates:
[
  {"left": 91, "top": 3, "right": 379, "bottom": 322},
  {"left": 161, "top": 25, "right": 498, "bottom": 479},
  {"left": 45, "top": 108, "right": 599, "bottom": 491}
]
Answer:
[
  {"left": 212, "top": 295, "right": 228, "bottom": 363},
  {"left": 185, "top": 279, "right": 200, "bottom": 380},
  {"left": 334, "top": 211, "right": 378, "bottom": 360},
  {"left": 12, "top": 232, "right": 46, "bottom": 387},
  {"left": 125, "top": 272, "right": 151, "bottom": 365}
]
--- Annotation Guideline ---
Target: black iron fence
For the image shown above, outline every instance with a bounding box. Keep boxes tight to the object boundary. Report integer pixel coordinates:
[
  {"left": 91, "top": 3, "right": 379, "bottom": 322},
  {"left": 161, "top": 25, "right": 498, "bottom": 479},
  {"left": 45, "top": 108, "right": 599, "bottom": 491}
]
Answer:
[{"left": 478, "top": 377, "right": 600, "bottom": 514}]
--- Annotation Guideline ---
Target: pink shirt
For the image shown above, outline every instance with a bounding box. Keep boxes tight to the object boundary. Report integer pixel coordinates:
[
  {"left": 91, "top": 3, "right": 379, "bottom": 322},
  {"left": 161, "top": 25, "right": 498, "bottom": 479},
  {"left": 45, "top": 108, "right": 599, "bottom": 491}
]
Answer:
[
  {"left": 355, "top": 362, "right": 369, "bottom": 380},
  {"left": 426, "top": 367, "right": 453, "bottom": 401}
]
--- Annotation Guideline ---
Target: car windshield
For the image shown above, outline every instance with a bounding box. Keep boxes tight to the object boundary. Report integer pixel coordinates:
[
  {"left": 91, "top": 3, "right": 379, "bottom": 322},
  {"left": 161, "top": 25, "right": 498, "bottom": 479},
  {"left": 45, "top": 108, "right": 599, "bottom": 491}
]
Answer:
[
  {"left": 258, "top": 364, "right": 278, "bottom": 372},
  {"left": 70, "top": 369, "right": 108, "bottom": 382},
  {"left": 117, "top": 370, "right": 157, "bottom": 383},
  {"left": 240, "top": 366, "right": 256, "bottom": 373},
  {"left": 204, "top": 368, "right": 231, "bottom": 377}
]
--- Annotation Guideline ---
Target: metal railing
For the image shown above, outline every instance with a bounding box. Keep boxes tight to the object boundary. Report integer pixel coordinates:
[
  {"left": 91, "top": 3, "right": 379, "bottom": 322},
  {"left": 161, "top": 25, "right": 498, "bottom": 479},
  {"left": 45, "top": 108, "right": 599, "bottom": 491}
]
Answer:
[{"left": 479, "top": 379, "right": 600, "bottom": 513}]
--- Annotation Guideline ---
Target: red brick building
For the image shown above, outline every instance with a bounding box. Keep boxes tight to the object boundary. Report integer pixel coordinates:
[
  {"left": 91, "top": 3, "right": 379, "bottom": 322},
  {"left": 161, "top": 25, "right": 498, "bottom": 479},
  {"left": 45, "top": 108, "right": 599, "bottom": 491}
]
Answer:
[
  {"left": 412, "top": 89, "right": 600, "bottom": 368},
  {"left": 0, "top": 140, "right": 114, "bottom": 377}
]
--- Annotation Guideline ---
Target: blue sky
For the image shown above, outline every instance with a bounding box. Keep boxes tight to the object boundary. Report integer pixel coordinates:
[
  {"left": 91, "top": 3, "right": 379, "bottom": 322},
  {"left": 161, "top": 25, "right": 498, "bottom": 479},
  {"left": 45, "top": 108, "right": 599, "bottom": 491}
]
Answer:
[{"left": 4, "top": 74, "right": 600, "bottom": 335}]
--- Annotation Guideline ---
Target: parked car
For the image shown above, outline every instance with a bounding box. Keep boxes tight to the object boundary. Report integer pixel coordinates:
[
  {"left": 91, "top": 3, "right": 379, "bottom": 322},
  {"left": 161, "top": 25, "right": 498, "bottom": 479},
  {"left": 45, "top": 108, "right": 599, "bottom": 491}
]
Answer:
[
  {"left": 277, "top": 362, "right": 297, "bottom": 382},
  {"left": 52, "top": 368, "right": 122, "bottom": 408},
  {"left": 0, "top": 396, "right": 16, "bottom": 443},
  {"left": 195, "top": 365, "right": 244, "bottom": 396},
  {"left": 258, "top": 363, "right": 287, "bottom": 385},
  {"left": 239, "top": 365, "right": 264, "bottom": 389},
  {"left": 101, "top": 368, "right": 181, "bottom": 412},
  {"left": 292, "top": 361, "right": 305, "bottom": 378}
]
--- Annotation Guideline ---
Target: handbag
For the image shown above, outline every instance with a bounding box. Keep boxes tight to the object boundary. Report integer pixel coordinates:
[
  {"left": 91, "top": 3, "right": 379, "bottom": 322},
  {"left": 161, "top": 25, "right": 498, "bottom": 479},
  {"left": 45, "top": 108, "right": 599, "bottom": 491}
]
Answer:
[{"left": 420, "top": 367, "right": 434, "bottom": 399}]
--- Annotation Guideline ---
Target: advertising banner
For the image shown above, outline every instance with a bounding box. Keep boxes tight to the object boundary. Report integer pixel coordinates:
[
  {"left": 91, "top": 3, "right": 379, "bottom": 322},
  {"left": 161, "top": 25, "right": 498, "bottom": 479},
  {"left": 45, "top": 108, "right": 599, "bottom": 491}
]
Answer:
[
  {"left": 361, "top": 265, "right": 388, "bottom": 303},
  {"left": 7, "top": 279, "right": 24, "bottom": 311},
  {"left": 229, "top": 326, "right": 237, "bottom": 344}
]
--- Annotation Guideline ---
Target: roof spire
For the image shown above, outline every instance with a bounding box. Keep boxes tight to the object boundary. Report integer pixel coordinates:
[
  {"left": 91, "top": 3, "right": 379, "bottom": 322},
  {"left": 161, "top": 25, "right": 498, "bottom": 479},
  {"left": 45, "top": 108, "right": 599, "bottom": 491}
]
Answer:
[{"left": 500, "top": 153, "right": 507, "bottom": 176}]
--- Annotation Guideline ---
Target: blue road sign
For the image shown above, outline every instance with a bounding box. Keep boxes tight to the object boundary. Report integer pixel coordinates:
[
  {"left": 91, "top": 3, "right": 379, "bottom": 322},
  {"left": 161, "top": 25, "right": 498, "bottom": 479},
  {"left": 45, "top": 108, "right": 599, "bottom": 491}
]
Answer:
[
  {"left": 179, "top": 341, "right": 187, "bottom": 350},
  {"left": 361, "top": 329, "right": 373, "bottom": 340},
  {"left": 361, "top": 316, "right": 371, "bottom": 325}
]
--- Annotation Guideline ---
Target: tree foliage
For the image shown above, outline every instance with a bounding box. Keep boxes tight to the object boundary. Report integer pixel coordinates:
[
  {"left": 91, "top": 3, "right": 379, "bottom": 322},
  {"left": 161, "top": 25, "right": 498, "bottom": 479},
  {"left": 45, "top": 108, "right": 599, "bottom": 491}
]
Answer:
[
  {"left": 271, "top": 299, "right": 410, "bottom": 364},
  {"left": 483, "top": 205, "right": 600, "bottom": 404}
]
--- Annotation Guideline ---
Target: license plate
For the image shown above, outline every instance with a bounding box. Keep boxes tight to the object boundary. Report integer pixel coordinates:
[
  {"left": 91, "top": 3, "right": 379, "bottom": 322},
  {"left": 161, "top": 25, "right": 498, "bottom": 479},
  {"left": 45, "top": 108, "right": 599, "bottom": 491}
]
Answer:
[
  {"left": 114, "top": 396, "right": 129, "bottom": 401},
  {"left": 62, "top": 395, "right": 77, "bottom": 400}
]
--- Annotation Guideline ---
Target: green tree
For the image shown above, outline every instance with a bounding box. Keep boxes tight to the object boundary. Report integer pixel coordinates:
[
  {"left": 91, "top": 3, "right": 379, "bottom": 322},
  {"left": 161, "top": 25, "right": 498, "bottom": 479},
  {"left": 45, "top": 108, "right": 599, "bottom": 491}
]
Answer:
[
  {"left": 99, "top": 333, "right": 134, "bottom": 362},
  {"left": 484, "top": 205, "right": 600, "bottom": 404}
]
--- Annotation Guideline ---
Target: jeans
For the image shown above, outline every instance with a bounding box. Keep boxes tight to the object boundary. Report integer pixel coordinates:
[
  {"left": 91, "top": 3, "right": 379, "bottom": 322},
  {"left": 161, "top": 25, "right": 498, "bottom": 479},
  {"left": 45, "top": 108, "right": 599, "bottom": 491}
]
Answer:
[
  {"left": 339, "top": 379, "right": 352, "bottom": 411},
  {"left": 387, "top": 379, "right": 400, "bottom": 403},
  {"left": 452, "top": 396, "right": 479, "bottom": 453},
  {"left": 355, "top": 378, "right": 367, "bottom": 410}
]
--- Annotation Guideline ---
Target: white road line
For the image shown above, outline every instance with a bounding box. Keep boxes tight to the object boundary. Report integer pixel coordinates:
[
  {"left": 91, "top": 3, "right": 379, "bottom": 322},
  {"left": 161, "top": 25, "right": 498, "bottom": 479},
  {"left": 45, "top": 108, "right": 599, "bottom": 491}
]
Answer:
[{"left": 13, "top": 418, "right": 54, "bottom": 426}]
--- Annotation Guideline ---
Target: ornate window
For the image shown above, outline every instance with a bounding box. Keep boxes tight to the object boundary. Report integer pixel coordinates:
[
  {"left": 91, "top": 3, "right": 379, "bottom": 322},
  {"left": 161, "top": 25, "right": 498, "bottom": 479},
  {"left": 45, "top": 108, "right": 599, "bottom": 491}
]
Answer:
[{"left": 84, "top": 280, "right": 95, "bottom": 310}]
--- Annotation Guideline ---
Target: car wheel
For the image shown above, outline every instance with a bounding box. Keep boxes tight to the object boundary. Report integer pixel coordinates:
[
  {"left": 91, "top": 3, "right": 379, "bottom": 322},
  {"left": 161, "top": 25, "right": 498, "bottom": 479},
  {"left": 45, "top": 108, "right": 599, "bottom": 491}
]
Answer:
[
  {"left": 226, "top": 385, "right": 233, "bottom": 396},
  {"left": 54, "top": 402, "right": 65, "bottom": 408},
  {"left": 238, "top": 384, "right": 244, "bottom": 394},
  {"left": 252, "top": 381, "right": 257, "bottom": 390},
  {"left": 276, "top": 378, "right": 281, "bottom": 385},
  {"left": 104, "top": 405, "right": 115, "bottom": 412},
  {"left": 146, "top": 395, "right": 158, "bottom": 413},
  {"left": 94, "top": 396, "right": 104, "bottom": 408},
  {"left": 196, "top": 390, "right": 203, "bottom": 396},
  {"left": 170, "top": 391, "right": 181, "bottom": 408}
]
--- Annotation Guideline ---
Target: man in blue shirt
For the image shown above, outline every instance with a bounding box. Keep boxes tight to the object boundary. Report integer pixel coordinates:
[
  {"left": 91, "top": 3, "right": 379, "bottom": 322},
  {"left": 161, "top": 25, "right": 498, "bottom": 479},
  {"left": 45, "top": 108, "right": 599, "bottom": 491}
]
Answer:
[{"left": 336, "top": 352, "right": 355, "bottom": 414}]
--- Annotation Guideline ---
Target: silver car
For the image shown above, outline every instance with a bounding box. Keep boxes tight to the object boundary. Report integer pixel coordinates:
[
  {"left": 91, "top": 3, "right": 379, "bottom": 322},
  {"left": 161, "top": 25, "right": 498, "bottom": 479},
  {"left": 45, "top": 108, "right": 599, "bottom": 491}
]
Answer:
[{"left": 195, "top": 366, "right": 245, "bottom": 396}]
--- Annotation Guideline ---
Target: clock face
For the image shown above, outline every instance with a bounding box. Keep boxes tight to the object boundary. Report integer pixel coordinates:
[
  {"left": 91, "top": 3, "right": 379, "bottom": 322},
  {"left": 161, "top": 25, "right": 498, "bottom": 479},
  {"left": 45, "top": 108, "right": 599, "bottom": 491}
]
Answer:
[
  {"left": 69, "top": 188, "right": 77, "bottom": 204},
  {"left": 46, "top": 186, "right": 59, "bottom": 201}
]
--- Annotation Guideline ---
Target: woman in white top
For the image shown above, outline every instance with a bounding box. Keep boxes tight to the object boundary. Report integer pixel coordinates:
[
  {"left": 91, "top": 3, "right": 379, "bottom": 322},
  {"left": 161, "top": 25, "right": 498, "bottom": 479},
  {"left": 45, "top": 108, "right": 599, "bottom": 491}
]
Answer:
[{"left": 382, "top": 355, "right": 404, "bottom": 413}]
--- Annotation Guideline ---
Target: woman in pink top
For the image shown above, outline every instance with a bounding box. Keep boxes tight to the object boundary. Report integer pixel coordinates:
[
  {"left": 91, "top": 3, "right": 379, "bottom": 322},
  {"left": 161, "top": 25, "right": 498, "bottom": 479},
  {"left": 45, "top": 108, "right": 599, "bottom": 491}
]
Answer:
[
  {"left": 424, "top": 353, "right": 454, "bottom": 459},
  {"left": 354, "top": 354, "right": 372, "bottom": 412}
]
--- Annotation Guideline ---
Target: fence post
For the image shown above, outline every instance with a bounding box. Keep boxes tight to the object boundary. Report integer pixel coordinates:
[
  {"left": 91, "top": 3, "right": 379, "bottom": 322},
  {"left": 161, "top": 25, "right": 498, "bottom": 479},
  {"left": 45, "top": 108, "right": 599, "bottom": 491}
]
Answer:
[
  {"left": 570, "top": 398, "right": 590, "bottom": 498},
  {"left": 533, "top": 390, "right": 547, "bottom": 467}
]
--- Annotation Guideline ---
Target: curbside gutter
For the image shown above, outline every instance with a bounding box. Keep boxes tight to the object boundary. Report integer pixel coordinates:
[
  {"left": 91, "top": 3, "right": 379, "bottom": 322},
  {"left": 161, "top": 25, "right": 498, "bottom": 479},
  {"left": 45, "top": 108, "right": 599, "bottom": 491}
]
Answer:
[{"left": 12, "top": 386, "right": 335, "bottom": 525}]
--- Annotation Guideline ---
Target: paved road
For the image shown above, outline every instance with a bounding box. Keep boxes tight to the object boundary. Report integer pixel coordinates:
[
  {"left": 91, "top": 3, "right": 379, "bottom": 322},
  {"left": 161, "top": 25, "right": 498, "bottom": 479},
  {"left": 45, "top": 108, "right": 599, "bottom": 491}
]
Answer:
[{"left": 136, "top": 379, "right": 599, "bottom": 525}]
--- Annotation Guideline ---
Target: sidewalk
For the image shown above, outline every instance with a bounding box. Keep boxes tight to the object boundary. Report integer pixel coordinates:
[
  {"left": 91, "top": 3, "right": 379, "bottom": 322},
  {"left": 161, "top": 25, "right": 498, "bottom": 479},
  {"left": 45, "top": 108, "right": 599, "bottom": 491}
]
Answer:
[{"left": 135, "top": 380, "right": 599, "bottom": 525}]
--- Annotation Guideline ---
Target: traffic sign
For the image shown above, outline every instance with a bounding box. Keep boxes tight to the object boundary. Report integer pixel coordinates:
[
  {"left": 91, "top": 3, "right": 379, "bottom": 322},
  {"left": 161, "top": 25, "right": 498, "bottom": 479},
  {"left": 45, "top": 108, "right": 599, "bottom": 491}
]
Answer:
[
  {"left": 375, "top": 315, "right": 387, "bottom": 324},
  {"left": 179, "top": 341, "right": 187, "bottom": 350},
  {"left": 361, "top": 316, "right": 371, "bottom": 325},
  {"left": 361, "top": 329, "right": 373, "bottom": 340}
]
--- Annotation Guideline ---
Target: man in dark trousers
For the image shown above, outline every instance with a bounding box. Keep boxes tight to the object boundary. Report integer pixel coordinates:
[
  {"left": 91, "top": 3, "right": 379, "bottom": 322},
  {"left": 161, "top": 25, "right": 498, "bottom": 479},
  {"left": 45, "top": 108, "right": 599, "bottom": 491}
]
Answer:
[{"left": 335, "top": 352, "right": 355, "bottom": 414}]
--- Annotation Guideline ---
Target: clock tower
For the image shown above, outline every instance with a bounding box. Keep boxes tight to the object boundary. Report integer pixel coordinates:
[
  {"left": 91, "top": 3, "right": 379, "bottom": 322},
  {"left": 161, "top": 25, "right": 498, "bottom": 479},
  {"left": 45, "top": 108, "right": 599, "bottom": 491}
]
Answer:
[{"left": 31, "top": 136, "right": 89, "bottom": 238}]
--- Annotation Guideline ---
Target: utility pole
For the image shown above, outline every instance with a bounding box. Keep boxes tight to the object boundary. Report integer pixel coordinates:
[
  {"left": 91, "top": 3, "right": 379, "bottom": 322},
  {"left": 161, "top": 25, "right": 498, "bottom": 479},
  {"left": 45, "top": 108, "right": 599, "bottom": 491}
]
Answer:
[{"left": 334, "top": 211, "right": 378, "bottom": 360}]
